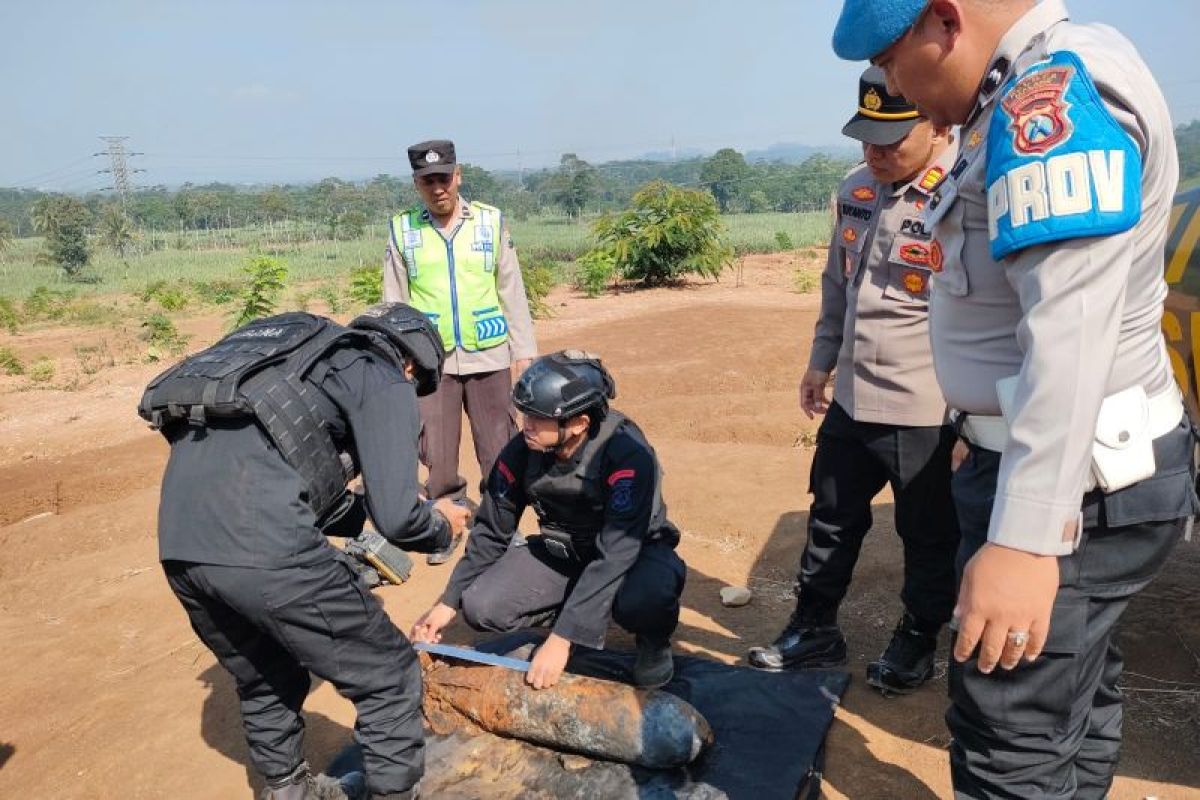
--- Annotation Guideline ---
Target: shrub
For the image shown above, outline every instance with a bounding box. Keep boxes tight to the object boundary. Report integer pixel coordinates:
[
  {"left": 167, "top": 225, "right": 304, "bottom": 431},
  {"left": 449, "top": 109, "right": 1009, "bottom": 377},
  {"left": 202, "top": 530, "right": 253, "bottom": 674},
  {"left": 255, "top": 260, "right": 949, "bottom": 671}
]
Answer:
[
  {"left": 576, "top": 250, "right": 617, "bottom": 298},
  {"left": 191, "top": 279, "right": 243, "bottom": 306},
  {"left": 141, "top": 313, "right": 190, "bottom": 361},
  {"left": 140, "top": 280, "right": 190, "bottom": 311},
  {"left": 24, "top": 287, "right": 76, "bottom": 321},
  {"left": 793, "top": 267, "right": 821, "bottom": 294},
  {"left": 28, "top": 358, "right": 55, "bottom": 383},
  {"left": 348, "top": 264, "right": 383, "bottom": 307},
  {"left": 0, "top": 347, "right": 24, "bottom": 376},
  {"left": 521, "top": 257, "right": 558, "bottom": 318},
  {"left": 587, "top": 181, "right": 733, "bottom": 287},
  {"left": 775, "top": 230, "right": 794, "bottom": 251},
  {"left": 317, "top": 282, "right": 345, "bottom": 314},
  {"left": 0, "top": 296, "right": 19, "bottom": 334},
  {"left": 231, "top": 255, "right": 288, "bottom": 329}
]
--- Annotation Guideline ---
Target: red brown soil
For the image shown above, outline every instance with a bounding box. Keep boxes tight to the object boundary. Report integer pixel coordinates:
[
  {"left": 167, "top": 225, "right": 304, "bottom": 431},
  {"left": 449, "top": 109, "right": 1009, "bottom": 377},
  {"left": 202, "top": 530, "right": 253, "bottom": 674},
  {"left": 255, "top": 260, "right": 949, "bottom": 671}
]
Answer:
[{"left": 0, "top": 253, "right": 1196, "bottom": 799}]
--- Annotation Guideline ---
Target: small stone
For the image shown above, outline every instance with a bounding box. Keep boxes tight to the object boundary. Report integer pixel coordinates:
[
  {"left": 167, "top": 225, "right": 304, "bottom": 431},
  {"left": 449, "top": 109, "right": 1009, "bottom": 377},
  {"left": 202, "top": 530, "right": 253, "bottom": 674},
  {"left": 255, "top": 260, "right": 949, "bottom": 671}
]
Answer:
[
  {"left": 720, "top": 586, "right": 753, "bottom": 607},
  {"left": 558, "top": 753, "right": 592, "bottom": 772},
  {"left": 22, "top": 452, "right": 34, "bottom": 461}
]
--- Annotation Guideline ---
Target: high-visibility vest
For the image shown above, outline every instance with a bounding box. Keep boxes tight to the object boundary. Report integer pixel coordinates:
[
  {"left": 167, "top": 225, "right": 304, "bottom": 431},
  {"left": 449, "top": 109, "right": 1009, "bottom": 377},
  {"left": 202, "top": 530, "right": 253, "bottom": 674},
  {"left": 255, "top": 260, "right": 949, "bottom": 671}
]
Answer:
[{"left": 389, "top": 200, "right": 508, "bottom": 352}]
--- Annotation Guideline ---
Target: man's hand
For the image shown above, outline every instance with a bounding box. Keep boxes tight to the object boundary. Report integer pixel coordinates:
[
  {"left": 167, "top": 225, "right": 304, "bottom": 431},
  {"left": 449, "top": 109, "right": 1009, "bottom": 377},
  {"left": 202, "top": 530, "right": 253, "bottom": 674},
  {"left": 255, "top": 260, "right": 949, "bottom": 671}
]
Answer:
[
  {"left": 433, "top": 498, "right": 472, "bottom": 537},
  {"left": 953, "top": 543, "right": 1059, "bottom": 673},
  {"left": 511, "top": 358, "right": 532, "bottom": 384},
  {"left": 799, "top": 369, "right": 832, "bottom": 419},
  {"left": 410, "top": 602, "right": 457, "bottom": 643},
  {"left": 951, "top": 438, "right": 970, "bottom": 472},
  {"left": 526, "top": 633, "right": 571, "bottom": 690}
]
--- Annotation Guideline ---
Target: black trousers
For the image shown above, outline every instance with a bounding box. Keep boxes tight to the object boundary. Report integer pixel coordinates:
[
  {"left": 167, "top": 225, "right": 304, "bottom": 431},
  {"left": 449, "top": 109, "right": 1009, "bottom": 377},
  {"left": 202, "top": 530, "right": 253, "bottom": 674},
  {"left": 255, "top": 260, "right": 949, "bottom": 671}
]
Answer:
[
  {"left": 797, "top": 401, "right": 960, "bottom": 627},
  {"left": 946, "top": 418, "right": 1196, "bottom": 800},
  {"left": 164, "top": 556, "right": 424, "bottom": 796},
  {"left": 459, "top": 538, "right": 686, "bottom": 645}
]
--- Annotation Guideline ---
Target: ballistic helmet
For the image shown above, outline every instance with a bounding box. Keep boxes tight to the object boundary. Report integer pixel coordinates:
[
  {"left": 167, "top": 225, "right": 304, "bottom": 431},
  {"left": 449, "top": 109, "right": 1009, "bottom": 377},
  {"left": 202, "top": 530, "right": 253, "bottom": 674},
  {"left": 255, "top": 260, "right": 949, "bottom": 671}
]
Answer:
[
  {"left": 512, "top": 350, "right": 616, "bottom": 420},
  {"left": 350, "top": 303, "right": 445, "bottom": 396}
]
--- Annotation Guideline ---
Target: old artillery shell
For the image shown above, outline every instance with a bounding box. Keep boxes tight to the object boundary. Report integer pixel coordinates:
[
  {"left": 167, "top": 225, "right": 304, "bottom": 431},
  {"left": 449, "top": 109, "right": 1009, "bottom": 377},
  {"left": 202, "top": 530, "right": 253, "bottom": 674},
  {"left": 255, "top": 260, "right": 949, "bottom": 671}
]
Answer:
[{"left": 420, "top": 653, "right": 713, "bottom": 770}]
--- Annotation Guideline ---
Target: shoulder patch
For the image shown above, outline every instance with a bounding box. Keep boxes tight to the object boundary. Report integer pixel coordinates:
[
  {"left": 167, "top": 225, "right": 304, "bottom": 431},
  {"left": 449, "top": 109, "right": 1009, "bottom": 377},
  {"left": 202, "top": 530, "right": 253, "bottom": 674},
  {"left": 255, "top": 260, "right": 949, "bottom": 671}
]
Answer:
[
  {"left": 918, "top": 166, "right": 945, "bottom": 193},
  {"left": 851, "top": 186, "right": 876, "bottom": 202},
  {"left": 985, "top": 50, "right": 1142, "bottom": 260}
]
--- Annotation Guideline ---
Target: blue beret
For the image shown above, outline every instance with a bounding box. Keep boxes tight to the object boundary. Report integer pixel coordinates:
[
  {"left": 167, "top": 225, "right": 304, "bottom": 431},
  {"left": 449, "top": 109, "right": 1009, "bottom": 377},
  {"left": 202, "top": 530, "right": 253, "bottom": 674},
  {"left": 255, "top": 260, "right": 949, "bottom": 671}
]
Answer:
[{"left": 833, "top": 0, "right": 927, "bottom": 61}]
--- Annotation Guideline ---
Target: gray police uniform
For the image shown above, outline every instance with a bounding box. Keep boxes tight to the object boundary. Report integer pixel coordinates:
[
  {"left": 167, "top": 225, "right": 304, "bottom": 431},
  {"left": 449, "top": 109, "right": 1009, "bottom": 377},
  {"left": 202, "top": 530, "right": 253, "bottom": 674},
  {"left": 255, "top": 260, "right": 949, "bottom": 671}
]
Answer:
[
  {"left": 155, "top": 335, "right": 448, "bottom": 797},
  {"left": 920, "top": 2, "right": 1198, "bottom": 796},
  {"left": 440, "top": 411, "right": 686, "bottom": 651},
  {"left": 799, "top": 146, "right": 961, "bottom": 629}
]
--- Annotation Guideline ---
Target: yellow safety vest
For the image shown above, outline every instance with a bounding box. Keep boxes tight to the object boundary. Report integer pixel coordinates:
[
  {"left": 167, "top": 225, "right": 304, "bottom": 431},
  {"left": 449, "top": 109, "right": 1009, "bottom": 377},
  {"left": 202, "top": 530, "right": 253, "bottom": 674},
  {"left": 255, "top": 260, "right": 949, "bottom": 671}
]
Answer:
[{"left": 390, "top": 200, "right": 508, "bottom": 352}]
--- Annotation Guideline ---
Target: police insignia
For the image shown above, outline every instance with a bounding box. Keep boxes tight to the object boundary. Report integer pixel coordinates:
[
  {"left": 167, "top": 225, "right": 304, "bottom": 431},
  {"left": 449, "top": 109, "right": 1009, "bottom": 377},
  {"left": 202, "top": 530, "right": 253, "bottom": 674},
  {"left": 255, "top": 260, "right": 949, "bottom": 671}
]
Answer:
[
  {"left": 929, "top": 239, "right": 944, "bottom": 273},
  {"left": 607, "top": 468, "right": 637, "bottom": 513},
  {"left": 986, "top": 50, "right": 1142, "bottom": 260},
  {"left": 425, "top": 150, "right": 441, "bottom": 163},
  {"left": 899, "top": 242, "right": 929, "bottom": 265},
  {"left": 918, "top": 167, "right": 945, "bottom": 192},
  {"left": 851, "top": 186, "right": 876, "bottom": 202},
  {"left": 863, "top": 87, "right": 883, "bottom": 112},
  {"left": 1003, "top": 66, "right": 1074, "bottom": 156},
  {"left": 902, "top": 269, "right": 927, "bottom": 294},
  {"left": 968, "top": 130, "right": 984, "bottom": 150},
  {"left": 842, "top": 227, "right": 858, "bottom": 244}
]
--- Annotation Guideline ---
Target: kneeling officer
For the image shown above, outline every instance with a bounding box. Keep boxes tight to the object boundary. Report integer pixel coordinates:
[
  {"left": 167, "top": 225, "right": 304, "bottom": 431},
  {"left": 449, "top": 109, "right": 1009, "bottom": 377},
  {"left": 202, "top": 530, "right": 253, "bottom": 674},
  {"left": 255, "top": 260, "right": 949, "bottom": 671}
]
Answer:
[
  {"left": 411, "top": 351, "right": 687, "bottom": 689},
  {"left": 140, "top": 303, "right": 470, "bottom": 800}
]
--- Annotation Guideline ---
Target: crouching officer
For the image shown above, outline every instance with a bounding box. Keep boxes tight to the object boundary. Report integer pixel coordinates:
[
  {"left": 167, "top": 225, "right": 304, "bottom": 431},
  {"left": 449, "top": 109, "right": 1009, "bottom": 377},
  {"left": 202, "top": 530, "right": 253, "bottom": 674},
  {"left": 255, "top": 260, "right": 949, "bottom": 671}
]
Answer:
[
  {"left": 140, "top": 303, "right": 471, "bottom": 800},
  {"left": 747, "top": 68, "right": 960, "bottom": 696},
  {"left": 837, "top": 0, "right": 1199, "bottom": 795},
  {"left": 410, "top": 351, "right": 687, "bottom": 690}
]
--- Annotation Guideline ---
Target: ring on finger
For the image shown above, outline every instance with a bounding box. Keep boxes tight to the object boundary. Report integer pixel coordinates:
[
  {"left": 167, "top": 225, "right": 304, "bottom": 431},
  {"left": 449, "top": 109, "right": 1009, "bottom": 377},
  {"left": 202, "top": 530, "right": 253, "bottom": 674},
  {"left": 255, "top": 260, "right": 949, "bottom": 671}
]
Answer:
[{"left": 1006, "top": 629, "right": 1029, "bottom": 648}]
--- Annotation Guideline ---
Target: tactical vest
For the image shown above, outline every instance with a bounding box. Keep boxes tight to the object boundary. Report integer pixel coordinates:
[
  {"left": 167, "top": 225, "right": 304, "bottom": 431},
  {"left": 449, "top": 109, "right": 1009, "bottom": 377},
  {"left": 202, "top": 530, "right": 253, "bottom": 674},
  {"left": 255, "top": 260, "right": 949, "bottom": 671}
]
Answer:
[
  {"left": 523, "top": 411, "right": 678, "bottom": 561},
  {"left": 138, "top": 313, "right": 392, "bottom": 520},
  {"left": 389, "top": 200, "right": 508, "bottom": 353}
]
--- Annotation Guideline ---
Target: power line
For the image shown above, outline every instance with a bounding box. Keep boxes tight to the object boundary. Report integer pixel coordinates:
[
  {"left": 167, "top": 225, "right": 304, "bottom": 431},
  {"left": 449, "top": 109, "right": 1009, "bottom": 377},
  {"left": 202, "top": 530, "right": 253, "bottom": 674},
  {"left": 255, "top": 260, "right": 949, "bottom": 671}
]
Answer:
[{"left": 94, "top": 136, "right": 145, "bottom": 203}]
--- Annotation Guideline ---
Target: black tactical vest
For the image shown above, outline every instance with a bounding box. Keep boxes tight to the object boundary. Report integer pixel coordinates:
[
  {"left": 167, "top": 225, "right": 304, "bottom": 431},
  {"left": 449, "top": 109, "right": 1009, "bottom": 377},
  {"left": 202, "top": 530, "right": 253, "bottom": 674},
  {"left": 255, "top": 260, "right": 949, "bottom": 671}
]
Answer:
[
  {"left": 524, "top": 411, "right": 678, "bottom": 560},
  {"left": 138, "top": 312, "right": 393, "bottom": 519}
]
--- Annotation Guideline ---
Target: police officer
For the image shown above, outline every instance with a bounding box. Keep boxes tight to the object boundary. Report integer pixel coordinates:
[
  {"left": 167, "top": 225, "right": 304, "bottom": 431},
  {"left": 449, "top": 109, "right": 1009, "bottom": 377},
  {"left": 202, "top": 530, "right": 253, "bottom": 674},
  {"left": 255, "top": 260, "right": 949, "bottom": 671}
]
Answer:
[
  {"left": 384, "top": 139, "right": 538, "bottom": 565},
  {"left": 142, "top": 304, "right": 471, "bottom": 800},
  {"left": 410, "top": 351, "right": 687, "bottom": 690},
  {"left": 747, "top": 69, "right": 960, "bottom": 697},
  {"left": 834, "top": 1, "right": 1197, "bottom": 796}
]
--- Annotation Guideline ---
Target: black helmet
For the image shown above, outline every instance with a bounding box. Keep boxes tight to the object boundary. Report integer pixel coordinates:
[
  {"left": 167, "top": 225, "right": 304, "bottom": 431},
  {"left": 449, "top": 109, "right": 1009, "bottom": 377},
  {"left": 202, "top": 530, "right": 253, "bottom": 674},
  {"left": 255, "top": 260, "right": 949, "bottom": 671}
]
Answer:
[
  {"left": 350, "top": 303, "right": 445, "bottom": 396},
  {"left": 513, "top": 350, "right": 616, "bottom": 420}
]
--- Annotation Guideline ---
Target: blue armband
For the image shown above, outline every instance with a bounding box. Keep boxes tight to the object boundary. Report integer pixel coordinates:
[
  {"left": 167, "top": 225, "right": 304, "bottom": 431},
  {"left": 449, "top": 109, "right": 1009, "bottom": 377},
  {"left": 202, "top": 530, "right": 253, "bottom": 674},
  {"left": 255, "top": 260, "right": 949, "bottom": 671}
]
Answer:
[{"left": 986, "top": 50, "right": 1141, "bottom": 260}]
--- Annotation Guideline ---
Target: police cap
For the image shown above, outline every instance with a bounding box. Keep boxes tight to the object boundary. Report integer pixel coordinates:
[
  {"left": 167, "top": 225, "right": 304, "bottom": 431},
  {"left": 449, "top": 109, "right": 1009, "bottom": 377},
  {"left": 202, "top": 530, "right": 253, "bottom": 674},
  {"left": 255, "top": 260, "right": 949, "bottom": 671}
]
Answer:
[
  {"left": 408, "top": 140, "right": 457, "bottom": 178},
  {"left": 842, "top": 66, "right": 920, "bottom": 146},
  {"left": 832, "top": 0, "right": 927, "bottom": 61}
]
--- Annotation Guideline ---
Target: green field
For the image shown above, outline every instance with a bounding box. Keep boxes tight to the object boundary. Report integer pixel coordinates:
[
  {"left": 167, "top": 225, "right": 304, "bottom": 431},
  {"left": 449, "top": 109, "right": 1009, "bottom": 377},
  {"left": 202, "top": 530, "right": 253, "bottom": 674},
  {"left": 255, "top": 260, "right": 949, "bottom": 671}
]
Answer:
[{"left": 0, "top": 211, "right": 830, "bottom": 300}]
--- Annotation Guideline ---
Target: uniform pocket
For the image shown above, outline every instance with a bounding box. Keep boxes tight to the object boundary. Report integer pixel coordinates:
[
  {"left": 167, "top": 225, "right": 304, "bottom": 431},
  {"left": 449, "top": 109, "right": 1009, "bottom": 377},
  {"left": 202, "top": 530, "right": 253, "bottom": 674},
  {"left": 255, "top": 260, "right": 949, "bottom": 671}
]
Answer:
[
  {"left": 882, "top": 263, "right": 932, "bottom": 303},
  {"left": 949, "top": 593, "right": 1086, "bottom": 734}
]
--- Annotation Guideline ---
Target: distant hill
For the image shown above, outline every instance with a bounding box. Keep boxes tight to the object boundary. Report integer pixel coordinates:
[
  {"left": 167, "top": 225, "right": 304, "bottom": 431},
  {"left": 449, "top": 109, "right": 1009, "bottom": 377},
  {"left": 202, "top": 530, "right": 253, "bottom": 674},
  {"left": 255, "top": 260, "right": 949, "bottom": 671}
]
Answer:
[{"left": 745, "top": 142, "right": 859, "bottom": 164}]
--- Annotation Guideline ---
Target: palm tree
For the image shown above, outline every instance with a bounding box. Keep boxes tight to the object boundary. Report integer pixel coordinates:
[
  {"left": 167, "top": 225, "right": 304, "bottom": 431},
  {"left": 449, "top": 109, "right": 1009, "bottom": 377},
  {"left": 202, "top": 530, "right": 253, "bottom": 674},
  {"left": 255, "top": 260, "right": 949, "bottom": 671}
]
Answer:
[{"left": 100, "top": 205, "right": 136, "bottom": 258}]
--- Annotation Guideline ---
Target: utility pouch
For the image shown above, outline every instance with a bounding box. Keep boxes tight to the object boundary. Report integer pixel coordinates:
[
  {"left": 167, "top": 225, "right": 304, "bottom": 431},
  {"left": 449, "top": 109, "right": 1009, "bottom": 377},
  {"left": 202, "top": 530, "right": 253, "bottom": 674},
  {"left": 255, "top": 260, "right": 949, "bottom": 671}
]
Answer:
[
  {"left": 539, "top": 527, "right": 580, "bottom": 562},
  {"left": 1090, "top": 385, "right": 1156, "bottom": 493}
]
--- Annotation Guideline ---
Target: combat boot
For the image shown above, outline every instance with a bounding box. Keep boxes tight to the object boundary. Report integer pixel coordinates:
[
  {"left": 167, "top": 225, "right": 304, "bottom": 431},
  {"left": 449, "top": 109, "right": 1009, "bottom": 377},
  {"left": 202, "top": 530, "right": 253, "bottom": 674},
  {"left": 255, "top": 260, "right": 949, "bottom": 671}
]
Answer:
[
  {"left": 633, "top": 635, "right": 674, "bottom": 688},
  {"left": 866, "top": 612, "right": 939, "bottom": 697},
  {"left": 746, "top": 606, "right": 847, "bottom": 671},
  {"left": 261, "top": 762, "right": 365, "bottom": 800}
]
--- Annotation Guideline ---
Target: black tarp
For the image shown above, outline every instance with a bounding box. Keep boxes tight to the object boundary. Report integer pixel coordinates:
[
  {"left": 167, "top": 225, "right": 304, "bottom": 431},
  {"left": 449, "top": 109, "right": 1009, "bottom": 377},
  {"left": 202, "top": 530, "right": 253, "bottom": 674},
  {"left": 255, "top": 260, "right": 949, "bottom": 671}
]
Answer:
[{"left": 331, "top": 633, "right": 849, "bottom": 799}]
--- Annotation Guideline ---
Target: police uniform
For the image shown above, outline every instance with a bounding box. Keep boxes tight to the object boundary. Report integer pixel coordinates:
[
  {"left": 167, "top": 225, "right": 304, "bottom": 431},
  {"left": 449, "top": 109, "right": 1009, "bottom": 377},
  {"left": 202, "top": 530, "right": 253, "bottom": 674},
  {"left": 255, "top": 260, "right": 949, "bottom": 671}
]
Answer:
[
  {"left": 769, "top": 71, "right": 960, "bottom": 667},
  {"left": 440, "top": 410, "right": 686, "bottom": 653},
  {"left": 384, "top": 140, "right": 538, "bottom": 502},
  {"left": 835, "top": 2, "right": 1198, "bottom": 797},
  {"left": 147, "top": 312, "right": 450, "bottom": 799}
]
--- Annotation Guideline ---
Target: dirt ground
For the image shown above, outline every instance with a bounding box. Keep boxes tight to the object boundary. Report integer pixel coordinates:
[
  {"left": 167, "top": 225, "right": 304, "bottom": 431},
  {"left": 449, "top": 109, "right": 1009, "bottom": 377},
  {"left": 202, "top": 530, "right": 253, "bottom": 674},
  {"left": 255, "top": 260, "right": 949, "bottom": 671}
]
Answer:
[{"left": 1, "top": 253, "right": 1197, "bottom": 799}]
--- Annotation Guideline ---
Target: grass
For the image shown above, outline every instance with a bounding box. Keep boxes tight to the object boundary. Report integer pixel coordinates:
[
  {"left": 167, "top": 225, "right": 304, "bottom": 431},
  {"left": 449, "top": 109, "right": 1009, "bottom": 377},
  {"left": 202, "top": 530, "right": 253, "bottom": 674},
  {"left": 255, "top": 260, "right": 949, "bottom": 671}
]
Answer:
[{"left": 0, "top": 211, "right": 832, "bottom": 300}]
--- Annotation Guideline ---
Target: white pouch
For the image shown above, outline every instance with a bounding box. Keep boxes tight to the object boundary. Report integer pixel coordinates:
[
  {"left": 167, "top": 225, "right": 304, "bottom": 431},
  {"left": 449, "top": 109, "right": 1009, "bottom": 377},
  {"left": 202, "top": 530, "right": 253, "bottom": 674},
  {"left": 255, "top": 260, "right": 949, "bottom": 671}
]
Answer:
[{"left": 995, "top": 378, "right": 1156, "bottom": 494}]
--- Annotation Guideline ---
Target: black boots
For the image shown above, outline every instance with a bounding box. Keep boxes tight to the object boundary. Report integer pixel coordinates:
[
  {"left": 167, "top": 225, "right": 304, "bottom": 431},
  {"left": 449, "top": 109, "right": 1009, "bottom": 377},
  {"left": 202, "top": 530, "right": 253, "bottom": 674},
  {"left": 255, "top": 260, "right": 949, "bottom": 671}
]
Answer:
[
  {"left": 866, "top": 612, "right": 939, "bottom": 696},
  {"left": 633, "top": 635, "right": 675, "bottom": 688},
  {"left": 746, "top": 608, "right": 848, "bottom": 671},
  {"left": 261, "top": 763, "right": 364, "bottom": 800}
]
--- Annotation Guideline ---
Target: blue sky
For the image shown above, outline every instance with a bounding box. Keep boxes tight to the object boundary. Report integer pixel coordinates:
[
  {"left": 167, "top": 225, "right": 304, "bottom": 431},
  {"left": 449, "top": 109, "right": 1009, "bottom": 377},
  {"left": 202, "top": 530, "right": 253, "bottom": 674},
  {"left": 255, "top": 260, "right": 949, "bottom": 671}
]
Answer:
[{"left": 2, "top": 0, "right": 1198, "bottom": 190}]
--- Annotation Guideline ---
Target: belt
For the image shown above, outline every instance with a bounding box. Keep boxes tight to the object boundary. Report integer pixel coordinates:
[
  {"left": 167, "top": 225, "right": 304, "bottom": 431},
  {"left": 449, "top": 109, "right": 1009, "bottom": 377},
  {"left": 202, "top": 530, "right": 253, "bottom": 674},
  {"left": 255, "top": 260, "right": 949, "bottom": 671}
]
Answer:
[{"left": 954, "top": 386, "right": 1185, "bottom": 453}]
